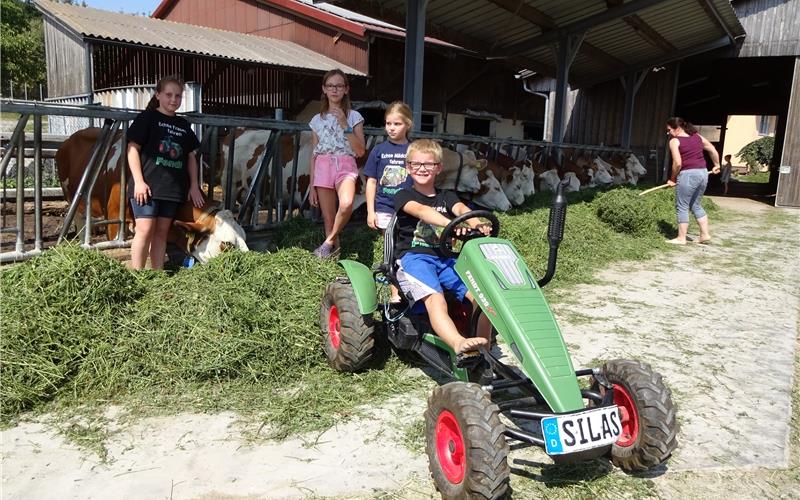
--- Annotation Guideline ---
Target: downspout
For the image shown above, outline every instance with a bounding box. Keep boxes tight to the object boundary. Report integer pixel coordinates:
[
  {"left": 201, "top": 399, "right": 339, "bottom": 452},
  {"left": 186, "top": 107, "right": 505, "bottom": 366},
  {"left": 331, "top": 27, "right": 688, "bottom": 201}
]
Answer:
[{"left": 522, "top": 78, "right": 550, "bottom": 141}]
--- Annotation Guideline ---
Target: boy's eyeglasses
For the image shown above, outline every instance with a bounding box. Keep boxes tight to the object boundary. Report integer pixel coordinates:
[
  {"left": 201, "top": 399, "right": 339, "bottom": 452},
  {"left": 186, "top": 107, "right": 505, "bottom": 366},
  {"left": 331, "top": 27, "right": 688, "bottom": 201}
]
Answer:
[
  {"left": 324, "top": 84, "right": 347, "bottom": 90},
  {"left": 407, "top": 161, "right": 440, "bottom": 172}
]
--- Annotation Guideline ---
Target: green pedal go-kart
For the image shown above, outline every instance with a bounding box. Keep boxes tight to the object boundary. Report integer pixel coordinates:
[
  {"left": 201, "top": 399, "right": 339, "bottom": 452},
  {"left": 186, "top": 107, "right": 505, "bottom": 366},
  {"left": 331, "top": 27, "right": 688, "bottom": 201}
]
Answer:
[{"left": 320, "top": 183, "right": 678, "bottom": 499}]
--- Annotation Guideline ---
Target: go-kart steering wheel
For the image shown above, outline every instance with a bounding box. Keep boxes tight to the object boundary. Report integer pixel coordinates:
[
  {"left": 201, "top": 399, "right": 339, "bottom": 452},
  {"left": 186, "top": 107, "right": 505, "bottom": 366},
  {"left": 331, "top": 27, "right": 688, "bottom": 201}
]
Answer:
[{"left": 439, "top": 210, "right": 500, "bottom": 258}]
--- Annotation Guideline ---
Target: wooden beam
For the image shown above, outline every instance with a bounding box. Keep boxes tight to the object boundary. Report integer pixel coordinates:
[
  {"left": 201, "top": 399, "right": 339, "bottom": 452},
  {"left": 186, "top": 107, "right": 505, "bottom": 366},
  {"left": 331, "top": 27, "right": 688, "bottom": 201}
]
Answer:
[
  {"left": 499, "top": 0, "right": 666, "bottom": 56},
  {"left": 489, "top": 0, "right": 625, "bottom": 70},
  {"left": 622, "top": 14, "right": 676, "bottom": 53},
  {"left": 324, "top": 0, "right": 556, "bottom": 75},
  {"left": 486, "top": 0, "right": 557, "bottom": 29},
  {"left": 695, "top": 0, "right": 735, "bottom": 44}
]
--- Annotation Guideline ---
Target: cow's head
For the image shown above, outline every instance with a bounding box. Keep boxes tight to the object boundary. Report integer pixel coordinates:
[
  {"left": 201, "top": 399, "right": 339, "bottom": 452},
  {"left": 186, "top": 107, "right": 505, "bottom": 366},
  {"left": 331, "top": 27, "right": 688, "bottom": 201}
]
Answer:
[
  {"left": 538, "top": 169, "right": 561, "bottom": 192},
  {"left": 563, "top": 172, "right": 581, "bottom": 192},
  {"left": 173, "top": 208, "right": 249, "bottom": 264},
  {"left": 498, "top": 166, "right": 525, "bottom": 206},
  {"left": 474, "top": 170, "right": 512, "bottom": 212},
  {"left": 626, "top": 154, "right": 647, "bottom": 177},
  {"left": 518, "top": 160, "right": 535, "bottom": 198},
  {"left": 438, "top": 148, "right": 482, "bottom": 193}
]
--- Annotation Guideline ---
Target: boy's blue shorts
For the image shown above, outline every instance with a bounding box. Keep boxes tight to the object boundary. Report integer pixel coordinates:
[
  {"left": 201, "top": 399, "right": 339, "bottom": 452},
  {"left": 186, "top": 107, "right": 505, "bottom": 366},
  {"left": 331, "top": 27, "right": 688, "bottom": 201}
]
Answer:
[{"left": 396, "top": 253, "right": 468, "bottom": 308}]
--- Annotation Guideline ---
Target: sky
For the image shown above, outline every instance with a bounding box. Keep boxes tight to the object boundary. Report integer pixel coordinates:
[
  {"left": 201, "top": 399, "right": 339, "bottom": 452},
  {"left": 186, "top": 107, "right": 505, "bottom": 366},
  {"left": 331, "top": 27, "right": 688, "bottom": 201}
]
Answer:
[{"left": 83, "top": 0, "right": 162, "bottom": 15}]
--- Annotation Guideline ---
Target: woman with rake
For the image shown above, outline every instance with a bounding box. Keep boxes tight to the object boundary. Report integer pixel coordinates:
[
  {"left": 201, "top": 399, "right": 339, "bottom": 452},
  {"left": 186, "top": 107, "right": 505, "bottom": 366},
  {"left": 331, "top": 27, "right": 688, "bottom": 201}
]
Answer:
[{"left": 665, "top": 116, "right": 720, "bottom": 245}]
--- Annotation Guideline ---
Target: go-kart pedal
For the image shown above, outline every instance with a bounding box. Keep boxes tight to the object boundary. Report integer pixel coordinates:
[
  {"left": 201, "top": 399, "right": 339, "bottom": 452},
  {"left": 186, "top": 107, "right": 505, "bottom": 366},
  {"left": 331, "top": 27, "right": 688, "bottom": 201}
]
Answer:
[{"left": 456, "top": 349, "right": 483, "bottom": 369}]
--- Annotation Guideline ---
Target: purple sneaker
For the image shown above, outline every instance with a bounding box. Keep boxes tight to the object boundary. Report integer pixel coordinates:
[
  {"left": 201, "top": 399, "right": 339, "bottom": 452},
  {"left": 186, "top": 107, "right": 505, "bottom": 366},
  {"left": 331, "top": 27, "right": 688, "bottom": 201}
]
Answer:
[{"left": 313, "top": 242, "right": 335, "bottom": 259}]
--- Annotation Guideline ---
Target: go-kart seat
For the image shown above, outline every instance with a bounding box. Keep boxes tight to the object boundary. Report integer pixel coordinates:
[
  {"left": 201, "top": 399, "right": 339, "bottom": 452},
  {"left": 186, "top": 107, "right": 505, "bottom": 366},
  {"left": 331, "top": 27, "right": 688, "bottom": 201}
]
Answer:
[{"left": 378, "top": 214, "right": 409, "bottom": 303}]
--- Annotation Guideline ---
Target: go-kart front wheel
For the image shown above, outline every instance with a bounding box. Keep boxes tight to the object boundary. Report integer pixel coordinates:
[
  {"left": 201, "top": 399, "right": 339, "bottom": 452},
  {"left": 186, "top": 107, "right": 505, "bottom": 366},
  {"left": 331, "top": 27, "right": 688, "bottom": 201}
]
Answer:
[
  {"left": 321, "top": 280, "right": 379, "bottom": 372},
  {"left": 594, "top": 359, "right": 679, "bottom": 471},
  {"left": 425, "top": 382, "right": 509, "bottom": 500}
]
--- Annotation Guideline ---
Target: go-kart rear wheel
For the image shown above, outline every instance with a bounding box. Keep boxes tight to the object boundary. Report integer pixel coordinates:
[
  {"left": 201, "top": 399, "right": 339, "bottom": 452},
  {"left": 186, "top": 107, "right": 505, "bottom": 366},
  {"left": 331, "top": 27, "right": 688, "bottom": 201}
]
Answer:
[
  {"left": 593, "top": 359, "right": 678, "bottom": 471},
  {"left": 424, "top": 382, "right": 509, "bottom": 500},
  {"left": 321, "top": 280, "right": 377, "bottom": 372}
]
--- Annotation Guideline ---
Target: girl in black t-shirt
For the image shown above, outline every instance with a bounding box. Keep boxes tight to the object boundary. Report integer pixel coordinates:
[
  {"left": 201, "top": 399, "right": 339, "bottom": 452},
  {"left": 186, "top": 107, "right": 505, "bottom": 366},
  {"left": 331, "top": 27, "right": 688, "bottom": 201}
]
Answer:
[{"left": 127, "top": 75, "right": 204, "bottom": 270}]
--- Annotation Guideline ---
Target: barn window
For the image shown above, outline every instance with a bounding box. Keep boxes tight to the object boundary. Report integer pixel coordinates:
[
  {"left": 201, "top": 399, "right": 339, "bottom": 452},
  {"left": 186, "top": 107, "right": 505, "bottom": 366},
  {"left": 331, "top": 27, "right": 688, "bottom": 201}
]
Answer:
[
  {"left": 358, "top": 107, "right": 386, "bottom": 128},
  {"left": 523, "top": 122, "right": 544, "bottom": 141},
  {"left": 757, "top": 115, "right": 776, "bottom": 136},
  {"left": 464, "top": 117, "right": 491, "bottom": 137},
  {"left": 420, "top": 112, "right": 440, "bottom": 132}
]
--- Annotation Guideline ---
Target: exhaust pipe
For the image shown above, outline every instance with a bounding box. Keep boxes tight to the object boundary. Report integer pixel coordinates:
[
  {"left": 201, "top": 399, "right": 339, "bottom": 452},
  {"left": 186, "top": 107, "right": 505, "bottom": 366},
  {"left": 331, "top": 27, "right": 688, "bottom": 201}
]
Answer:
[{"left": 537, "top": 180, "right": 567, "bottom": 287}]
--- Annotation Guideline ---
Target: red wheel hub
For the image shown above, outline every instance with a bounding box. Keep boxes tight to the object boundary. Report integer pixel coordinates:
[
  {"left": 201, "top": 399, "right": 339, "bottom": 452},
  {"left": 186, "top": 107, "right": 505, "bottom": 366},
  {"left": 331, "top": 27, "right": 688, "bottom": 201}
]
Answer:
[
  {"left": 435, "top": 410, "right": 465, "bottom": 484},
  {"left": 328, "top": 305, "right": 341, "bottom": 350},
  {"left": 613, "top": 383, "right": 639, "bottom": 447}
]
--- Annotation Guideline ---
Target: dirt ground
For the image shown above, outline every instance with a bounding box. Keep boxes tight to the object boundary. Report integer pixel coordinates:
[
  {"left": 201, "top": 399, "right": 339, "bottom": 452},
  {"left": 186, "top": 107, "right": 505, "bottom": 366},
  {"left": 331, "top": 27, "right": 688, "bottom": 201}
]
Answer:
[{"left": 2, "top": 196, "right": 798, "bottom": 499}]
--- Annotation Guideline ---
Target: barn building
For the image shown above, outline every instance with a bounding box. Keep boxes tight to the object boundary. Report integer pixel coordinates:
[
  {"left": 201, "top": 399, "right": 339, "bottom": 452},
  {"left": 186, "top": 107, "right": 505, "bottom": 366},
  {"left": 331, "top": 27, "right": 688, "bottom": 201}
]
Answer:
[
  {"left": 321, "top": 0, "right": 798, "bottom": 206},
  {"left": 34, "top": 0, "right": 800, "bottom": 206},
  {"left": 36, "top": 0, "right": 547, "bottom": 137}
]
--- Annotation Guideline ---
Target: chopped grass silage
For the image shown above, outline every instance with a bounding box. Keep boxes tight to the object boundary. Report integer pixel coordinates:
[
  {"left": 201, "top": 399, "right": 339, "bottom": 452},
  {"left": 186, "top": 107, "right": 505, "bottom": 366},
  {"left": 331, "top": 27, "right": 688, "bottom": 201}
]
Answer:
[
  {"left": 2, "top": 185, "right": 717, "bottom": 434},
  {"left": 1, "top": 244, "right": 146, "bottom": 418},
  {"left": 501, "top": 187, "right": 682, "bottom": 289}
]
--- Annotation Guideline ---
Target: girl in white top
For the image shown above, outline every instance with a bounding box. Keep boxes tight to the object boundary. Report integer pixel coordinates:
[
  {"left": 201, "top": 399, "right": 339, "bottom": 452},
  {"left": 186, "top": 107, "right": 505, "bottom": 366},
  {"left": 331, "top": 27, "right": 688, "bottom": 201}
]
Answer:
[{"left": 308, "top": 69, "right": 366, "bottom": 258}]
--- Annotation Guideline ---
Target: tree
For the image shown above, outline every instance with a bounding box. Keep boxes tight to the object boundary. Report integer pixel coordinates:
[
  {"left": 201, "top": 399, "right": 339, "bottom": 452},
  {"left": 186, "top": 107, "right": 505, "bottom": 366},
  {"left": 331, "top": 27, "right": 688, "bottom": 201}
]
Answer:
[
  {"left": 737, "top": 136, "right": 775, "bottom": 173},
  {"left": 1, "top": 0, "right": 46, "bottom": 93}
]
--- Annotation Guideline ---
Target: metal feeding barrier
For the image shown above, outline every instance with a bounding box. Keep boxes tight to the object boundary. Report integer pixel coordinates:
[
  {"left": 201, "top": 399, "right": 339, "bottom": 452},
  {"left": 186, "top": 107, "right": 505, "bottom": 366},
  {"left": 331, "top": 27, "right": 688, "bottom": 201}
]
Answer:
[{"left": 0, "top": 99, "right": 638, "bottom": 263}]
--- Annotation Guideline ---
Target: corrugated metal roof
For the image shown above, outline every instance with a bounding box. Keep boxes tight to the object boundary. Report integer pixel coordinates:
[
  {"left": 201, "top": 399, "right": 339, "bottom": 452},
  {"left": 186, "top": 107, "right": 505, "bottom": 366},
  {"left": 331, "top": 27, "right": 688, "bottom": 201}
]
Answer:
[
  {"left": 35, "top": 0, "right": 366, "bottom": 76},
  {"left": 326, "top": 0, "right": 746, "bottom": 86}
]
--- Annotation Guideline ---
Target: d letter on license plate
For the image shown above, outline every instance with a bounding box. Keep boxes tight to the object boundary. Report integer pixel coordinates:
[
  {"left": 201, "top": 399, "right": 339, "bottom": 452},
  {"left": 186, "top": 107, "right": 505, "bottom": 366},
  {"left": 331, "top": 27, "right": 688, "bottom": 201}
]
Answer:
[{"left": 541, "top": 406, "right": 621, "bottom": 455}]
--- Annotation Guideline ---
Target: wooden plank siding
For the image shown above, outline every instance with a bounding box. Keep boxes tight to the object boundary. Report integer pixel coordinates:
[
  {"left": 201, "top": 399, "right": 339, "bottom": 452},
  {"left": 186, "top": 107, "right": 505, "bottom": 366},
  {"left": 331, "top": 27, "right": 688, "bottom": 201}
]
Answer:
[
  {"left": 776, "top": 57, "right": 800, "bottom": 207},
  {"left": 563, "top": 65, "right": 677, "bottom": 150},
  {"left": 734, "top": 0, "right": 800, "bottom": 58},
  {"left": 91, "top": 42, "right": 301, "bottom": 116},
  {"left": 43, "top": 20, "right": 89, "bottom": 97},
  {"left": 160, "top": 0, "right": 369, "bottom": 74}
]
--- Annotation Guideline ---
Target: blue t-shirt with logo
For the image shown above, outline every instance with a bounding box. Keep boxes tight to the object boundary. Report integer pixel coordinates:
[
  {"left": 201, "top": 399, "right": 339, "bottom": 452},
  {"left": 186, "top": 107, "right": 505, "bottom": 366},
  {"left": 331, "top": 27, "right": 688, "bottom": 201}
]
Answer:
[{"left": 363, "top": 140, "right": 411, "bottom": 214}]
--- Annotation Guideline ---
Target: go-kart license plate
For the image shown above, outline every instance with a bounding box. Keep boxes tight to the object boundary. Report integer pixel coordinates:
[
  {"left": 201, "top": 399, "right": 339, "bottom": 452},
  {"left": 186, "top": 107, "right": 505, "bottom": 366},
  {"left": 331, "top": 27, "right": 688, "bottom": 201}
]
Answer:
[{"left": 541, "top": 406, "right": 621, "bottom": 455}]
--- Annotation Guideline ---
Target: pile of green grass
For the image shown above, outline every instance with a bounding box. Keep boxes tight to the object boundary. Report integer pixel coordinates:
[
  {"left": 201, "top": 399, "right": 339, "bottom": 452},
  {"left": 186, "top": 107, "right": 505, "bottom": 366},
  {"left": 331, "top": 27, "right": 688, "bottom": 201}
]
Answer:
[
  {"left": 593, "top": 186, "right": 717, "bottom": 239},
  {"left": 1, "top": 185, "right": 714, "bottom": 435},
  {"left": 0, "top": 245, "right": 146, "bottom": 418}
]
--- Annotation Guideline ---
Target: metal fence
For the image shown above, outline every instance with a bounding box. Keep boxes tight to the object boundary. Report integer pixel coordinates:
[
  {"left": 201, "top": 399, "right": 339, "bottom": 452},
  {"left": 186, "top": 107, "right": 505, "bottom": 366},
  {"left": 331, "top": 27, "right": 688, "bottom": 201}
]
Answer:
[{"left": 0, "top": 99, "right": 636, "bottom": 263}]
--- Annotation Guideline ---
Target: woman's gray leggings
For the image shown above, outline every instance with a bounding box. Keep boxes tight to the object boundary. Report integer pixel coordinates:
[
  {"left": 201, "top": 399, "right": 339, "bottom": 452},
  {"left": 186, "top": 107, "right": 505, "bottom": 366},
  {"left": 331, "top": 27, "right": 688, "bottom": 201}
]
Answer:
[{"left": 676, "top": 169, "right": 708, "bottom": 224}]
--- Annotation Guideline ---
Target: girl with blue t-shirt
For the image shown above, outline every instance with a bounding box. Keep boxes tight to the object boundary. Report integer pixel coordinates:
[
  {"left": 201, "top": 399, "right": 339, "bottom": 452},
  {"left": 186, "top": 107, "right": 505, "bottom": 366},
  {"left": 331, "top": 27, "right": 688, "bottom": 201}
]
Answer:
[{"left": 364, "top": 101, "right": 413, "bottom": 230}]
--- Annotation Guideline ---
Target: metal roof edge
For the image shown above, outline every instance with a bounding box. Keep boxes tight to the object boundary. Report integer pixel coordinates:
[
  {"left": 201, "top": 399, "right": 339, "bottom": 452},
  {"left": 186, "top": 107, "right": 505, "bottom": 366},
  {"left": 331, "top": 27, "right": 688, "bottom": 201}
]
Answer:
[
  {"left": 255, "top": 0, "right": 367, "bottom": 38},
  {"left": 151, "top": 0, "right": 175, "bottom": 18}
]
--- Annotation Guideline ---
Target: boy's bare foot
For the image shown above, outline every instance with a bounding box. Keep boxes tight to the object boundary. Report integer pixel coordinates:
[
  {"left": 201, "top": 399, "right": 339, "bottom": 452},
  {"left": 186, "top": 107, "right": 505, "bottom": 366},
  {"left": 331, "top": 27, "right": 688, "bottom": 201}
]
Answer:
[
  {"left": 665, "top": 238, "right": 686, "bottom": 245},
  {"left": 455, "top": 336, "right": 488, "bottom": 354}
]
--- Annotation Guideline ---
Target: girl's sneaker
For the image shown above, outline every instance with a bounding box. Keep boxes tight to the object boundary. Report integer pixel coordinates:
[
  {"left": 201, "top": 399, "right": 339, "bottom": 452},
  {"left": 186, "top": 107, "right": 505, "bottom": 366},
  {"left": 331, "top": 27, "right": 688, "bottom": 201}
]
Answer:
[{"left": 313, "top": 242, "right": 336, "bottom": 259}]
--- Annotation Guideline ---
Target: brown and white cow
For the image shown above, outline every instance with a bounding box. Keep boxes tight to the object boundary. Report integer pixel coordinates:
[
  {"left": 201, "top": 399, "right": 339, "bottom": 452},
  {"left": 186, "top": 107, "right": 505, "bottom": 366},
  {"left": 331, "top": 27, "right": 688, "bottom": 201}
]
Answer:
[
  {"left": 219, "top": 131, "right": 516, "bottom": 212},
  {"left": 485, "top": 160, "right": 525, "bottom": 206},
  {"left": 56, "top": 127, "right": 249, "bottom": 264}
]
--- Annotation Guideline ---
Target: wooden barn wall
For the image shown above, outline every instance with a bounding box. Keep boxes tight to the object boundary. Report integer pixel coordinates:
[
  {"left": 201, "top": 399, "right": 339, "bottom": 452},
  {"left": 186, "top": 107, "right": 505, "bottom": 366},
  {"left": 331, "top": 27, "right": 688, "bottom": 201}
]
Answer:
[
  {"left": 92, "top": 42, "right": 298, "bottom": 117},
  {"left": 776, "top": 57, "right": 800, "bottom": 207},
  {"left": 43, "top": 20, "right": 89, "bottom": 97},
  {"left": 564, "top": 65, "right": 677, "bottom": 151},
  {"left": 159, "top": 0, "right": 369, "bottom": 74},
  {"left": 734, "top": 0, "right": 800, "bottom": 57}
]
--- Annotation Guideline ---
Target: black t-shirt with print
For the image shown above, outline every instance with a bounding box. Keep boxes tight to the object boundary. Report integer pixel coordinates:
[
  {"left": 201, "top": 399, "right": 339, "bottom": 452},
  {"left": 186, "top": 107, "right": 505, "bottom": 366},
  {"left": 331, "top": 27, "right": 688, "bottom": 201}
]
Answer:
[
  {"left": 126, "top": 109, "right": 200, "bottom": 202},
  {"left": 394, "top": 187, "right": 461, "bottom": 259}
]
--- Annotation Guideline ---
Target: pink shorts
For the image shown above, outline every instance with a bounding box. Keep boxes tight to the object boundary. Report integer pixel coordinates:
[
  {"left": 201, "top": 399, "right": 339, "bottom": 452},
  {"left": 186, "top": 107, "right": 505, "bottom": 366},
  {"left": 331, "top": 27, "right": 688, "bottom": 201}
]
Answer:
[{"left": 313, "top": 154, "right": 358, "bottom": 189}]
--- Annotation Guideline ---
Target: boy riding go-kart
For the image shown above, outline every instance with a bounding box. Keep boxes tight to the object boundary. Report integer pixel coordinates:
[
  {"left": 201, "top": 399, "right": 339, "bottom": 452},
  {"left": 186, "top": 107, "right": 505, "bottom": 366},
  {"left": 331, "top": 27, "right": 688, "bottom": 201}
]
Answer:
[{"left": 320, "top": 139, "right": 678, "bottom": 499}]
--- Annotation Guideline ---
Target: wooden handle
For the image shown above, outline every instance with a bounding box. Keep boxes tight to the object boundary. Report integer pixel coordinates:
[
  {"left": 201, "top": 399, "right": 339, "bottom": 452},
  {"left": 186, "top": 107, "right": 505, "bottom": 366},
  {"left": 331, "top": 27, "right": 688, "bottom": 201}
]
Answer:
[{"left": 638, "top": 184, "right": 671, "bottom": 196}]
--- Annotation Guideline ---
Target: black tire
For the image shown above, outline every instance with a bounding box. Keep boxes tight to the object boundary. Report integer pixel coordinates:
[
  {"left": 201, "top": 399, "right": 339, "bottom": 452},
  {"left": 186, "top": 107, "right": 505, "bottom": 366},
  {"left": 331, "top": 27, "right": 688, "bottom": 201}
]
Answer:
[
  {"left": 320, "top": 280, "right": 377, "bottom": 372},
  {"left": 593, "top": 359, "right": 678, "bottom": 471},
  {"left": 425, "top": 382, "right": 509, "bottom": 500}
]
